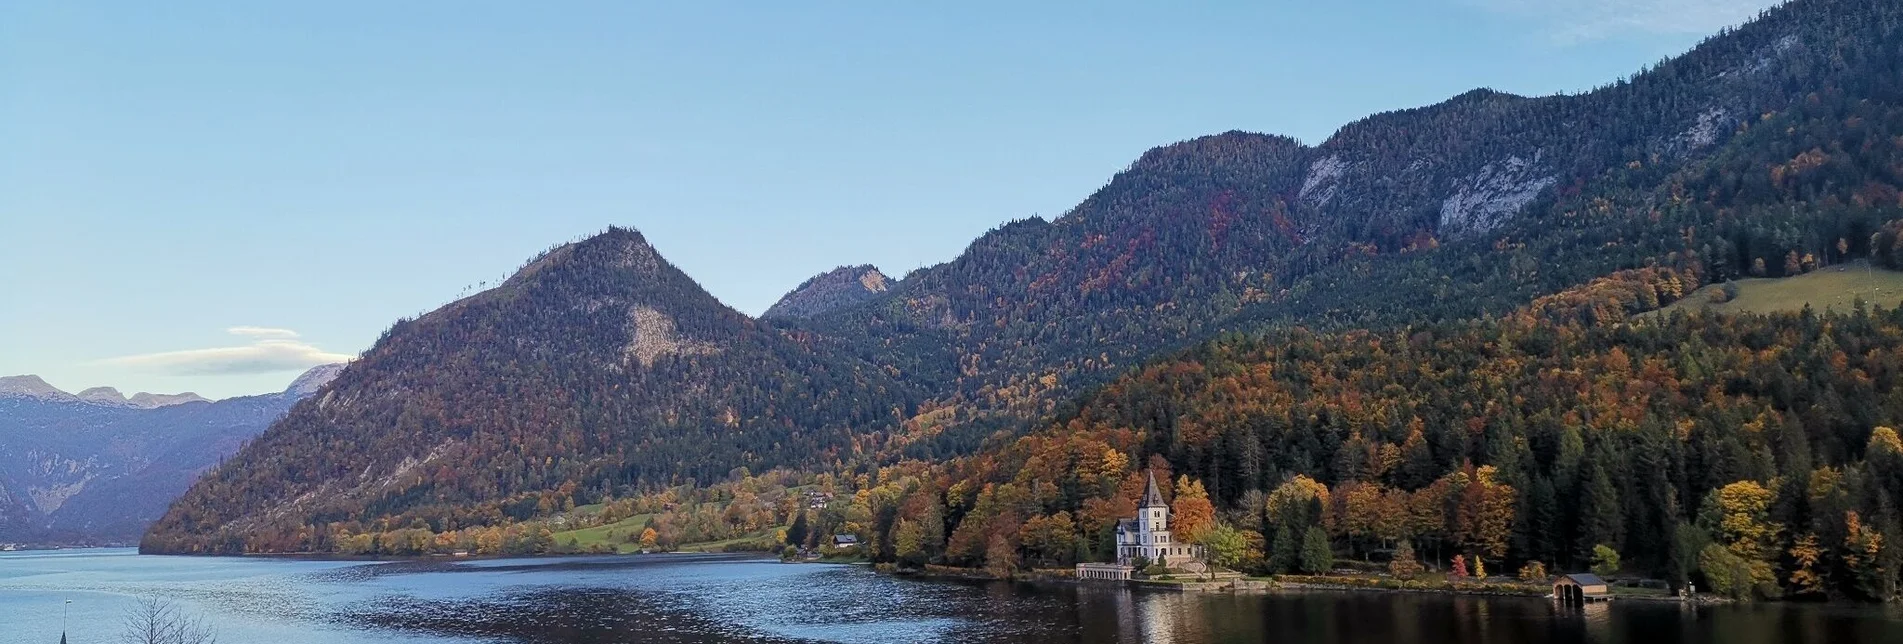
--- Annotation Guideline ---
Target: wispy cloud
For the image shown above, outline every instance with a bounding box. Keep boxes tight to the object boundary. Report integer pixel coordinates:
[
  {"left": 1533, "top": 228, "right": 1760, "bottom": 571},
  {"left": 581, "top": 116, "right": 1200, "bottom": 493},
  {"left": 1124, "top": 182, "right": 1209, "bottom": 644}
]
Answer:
[
  {"left": 226, "top": 326, "right": 302, "bottom": 339},
  {"left": 101, "top": 327, "right": 352, "bottom": 376},
  {"left": 1465, "top": 0, "right": 1785, "bottom": 43}
]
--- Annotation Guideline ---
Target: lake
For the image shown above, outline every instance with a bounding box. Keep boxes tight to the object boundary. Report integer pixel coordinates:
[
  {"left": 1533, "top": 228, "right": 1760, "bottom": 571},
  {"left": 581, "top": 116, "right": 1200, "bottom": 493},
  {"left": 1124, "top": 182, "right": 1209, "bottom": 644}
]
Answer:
[{"left": 1, "top": 549, "right": 1899, "bottom": 643}]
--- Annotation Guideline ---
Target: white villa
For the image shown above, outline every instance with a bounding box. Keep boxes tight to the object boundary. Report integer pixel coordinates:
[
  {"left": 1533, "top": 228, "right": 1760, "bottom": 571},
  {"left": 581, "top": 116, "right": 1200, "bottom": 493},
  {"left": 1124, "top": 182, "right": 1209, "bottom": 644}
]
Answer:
[{"left": 1076, "top": 471, "right": 1204, "bottom": 581}]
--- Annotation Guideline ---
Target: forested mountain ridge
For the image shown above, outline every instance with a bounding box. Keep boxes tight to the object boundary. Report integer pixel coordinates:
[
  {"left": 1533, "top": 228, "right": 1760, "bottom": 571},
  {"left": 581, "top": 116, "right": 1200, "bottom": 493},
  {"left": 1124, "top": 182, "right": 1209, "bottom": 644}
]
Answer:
[
  {"left": 798, "top": 0, "right": 1903, "bottom": 458},
  {"left": 144, "top": 229, "right": 920, "bottom": 553},
  {"left": 836, "top": 268, "right": 1903, "bottom": 601},
  {"left": 148, "top": 0, "right": 1903, "bottom": 555}
]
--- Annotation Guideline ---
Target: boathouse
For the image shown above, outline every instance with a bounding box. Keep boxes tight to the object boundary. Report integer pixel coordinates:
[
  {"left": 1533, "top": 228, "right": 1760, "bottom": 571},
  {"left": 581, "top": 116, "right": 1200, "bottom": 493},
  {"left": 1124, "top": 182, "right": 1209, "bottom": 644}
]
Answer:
[{"left": 1553, "top": 573, "right": 1610, "bottom": 603}]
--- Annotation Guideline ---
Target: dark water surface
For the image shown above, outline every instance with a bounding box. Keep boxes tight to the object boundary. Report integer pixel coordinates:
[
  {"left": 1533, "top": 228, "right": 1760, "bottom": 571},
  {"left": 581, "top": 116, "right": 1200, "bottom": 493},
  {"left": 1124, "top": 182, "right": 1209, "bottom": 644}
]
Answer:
[{"left": 1, "top": 549, "right": 1899, "bottom": 643}]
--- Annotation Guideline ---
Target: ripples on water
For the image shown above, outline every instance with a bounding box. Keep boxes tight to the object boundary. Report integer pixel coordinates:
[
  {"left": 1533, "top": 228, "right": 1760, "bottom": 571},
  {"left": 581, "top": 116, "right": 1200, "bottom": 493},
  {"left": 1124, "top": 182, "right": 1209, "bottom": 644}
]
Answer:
[{"left": 4, "top": 549, "right": 1902, "bottom": 644}]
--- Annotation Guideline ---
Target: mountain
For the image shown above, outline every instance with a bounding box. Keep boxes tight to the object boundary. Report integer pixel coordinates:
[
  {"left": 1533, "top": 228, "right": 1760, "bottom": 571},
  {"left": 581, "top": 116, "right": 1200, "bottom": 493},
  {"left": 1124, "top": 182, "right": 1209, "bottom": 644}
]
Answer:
[
  {"left": 872, "top": 272, "right": 1903, "bottom": 601},
  {"left": 148, "top": 0, "right": 1903, "bottom": 554},
  {"left": 283, "top": 363, "right": 347, "bottom": 398},
  {"left": 144, "top": 230, "right": 918, "bottom": 553},
  {"left": 1, "top": 377, "right": 210, "bottom": 410},
  {"left": 0, "top": 365, "right": 342, "bottom": 544},
  {"left": 0, "top": 376, "right": 80, "bottom": 404},
  {"left": 69, "top": 386, "right": 211, "bottom": 409},
  {"left": 762, "top": 265, "right": 890, "bottom": 320},
  {"left": 128, "top": 392, "right": 213, "bottom": 408},
  {"left": 800, "top": 0, "right": 1901, "bottom": 456}
]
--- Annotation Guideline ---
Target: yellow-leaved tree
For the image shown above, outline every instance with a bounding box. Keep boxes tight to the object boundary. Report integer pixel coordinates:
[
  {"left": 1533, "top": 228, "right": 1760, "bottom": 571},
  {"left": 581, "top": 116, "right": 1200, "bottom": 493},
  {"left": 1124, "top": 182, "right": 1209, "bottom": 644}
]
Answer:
[
  {"left": 1172, "top": 476, "right": 1216, "bottom": 542},
  {"left": 1697, "top": 480, "right": 1781, "bottom": 598}
]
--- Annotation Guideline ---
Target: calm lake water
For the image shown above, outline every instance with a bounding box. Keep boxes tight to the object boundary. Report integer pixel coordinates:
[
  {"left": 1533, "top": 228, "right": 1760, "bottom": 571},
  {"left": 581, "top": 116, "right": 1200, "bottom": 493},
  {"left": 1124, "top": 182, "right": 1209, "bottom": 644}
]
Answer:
[{"left": 1, "top": 549, "right": 1899, "bottom": 643}]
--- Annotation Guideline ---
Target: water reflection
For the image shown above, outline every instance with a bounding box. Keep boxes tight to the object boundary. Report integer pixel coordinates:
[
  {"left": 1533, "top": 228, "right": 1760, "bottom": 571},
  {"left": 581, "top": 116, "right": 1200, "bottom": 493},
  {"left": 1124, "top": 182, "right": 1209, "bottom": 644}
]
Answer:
[{"left": 4, "top": 550, "right": 1902, "bottom": 644}]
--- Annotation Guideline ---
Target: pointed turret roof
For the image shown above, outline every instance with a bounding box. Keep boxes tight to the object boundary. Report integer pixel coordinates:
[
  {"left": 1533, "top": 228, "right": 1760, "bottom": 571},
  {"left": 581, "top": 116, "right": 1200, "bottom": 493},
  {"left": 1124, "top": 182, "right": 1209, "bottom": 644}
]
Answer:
[{"left": 1140, "top": 470, "right": 1167, "bottom": 509}]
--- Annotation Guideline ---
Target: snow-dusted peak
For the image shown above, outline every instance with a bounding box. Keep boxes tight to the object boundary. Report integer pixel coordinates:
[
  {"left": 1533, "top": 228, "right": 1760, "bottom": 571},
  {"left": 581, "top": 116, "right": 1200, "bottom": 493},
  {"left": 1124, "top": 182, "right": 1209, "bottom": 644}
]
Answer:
[
  {"left": 128, "top": 392, "right": 211, "bottom": 408},
  {"left": 0, "top": 375, "right": 79, "bottom": 403},
  {"left": 78, "top": 386, "right": 131, "bottom": 406},
  {"left": 284, "top": 363, "right": 347, "bottom": 398},
  {"left": 0, "top": 376, "right": 214, "bottom": 408}
]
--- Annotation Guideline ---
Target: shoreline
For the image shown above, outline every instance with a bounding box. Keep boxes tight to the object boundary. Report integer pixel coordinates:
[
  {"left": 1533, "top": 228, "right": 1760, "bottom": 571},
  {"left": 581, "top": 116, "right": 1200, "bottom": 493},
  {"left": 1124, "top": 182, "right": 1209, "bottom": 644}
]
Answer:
[{"left": 884, "top": 565, "right": 1738, "bottom": 604}]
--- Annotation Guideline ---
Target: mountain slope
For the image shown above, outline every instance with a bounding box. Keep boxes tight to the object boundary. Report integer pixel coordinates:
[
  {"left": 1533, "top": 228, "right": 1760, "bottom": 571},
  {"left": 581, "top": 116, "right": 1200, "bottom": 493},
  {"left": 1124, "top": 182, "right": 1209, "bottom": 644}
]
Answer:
[
  {"left": 149, "top": 0, "right": 1903, "bottom": 553},
  {"left": 0, "top": 365, "right": 341, "bottom": 544},
  {"left": 786, "top": 0, "right": 1901, "bottom": 460},
  {"left": 762, "top": 265, "right": 890, "bottom": 320},
  {"left": 145, "top": 229, "right": 917, "bottom": 553},
  {"left": 886, "top": 275, "right": 1903, "bottom": 600}
]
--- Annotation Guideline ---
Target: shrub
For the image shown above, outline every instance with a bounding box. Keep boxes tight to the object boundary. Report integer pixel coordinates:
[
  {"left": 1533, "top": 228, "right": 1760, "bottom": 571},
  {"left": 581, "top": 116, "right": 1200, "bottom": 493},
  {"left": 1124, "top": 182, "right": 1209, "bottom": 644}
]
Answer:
[
  {"left": 1716, "top": 281, "right": 1740, "bottom": 303},
  {"left": 1518, "top": 561, "right": 1548, "bottom": 582}
]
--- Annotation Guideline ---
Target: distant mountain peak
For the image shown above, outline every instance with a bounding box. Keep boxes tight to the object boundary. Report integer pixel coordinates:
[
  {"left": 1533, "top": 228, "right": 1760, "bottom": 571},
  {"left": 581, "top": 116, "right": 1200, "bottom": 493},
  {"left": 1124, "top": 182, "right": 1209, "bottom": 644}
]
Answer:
[
  {"left": 283, "top": 363, "right": 347, "bottom": 398},
  {"left": 1125, "top": 131, "right": 1304, "bottom": 172},
  {"left": 763, "top": 265, "right": 891, "bottom": 320},
  {"left": 77, "top": 387, "right": 129, "bottom": 406},
  {"left": 127, "top": 392, "right": 210, "bottom": 408},
  {"left": 571, "top": 226, "right": 664, "bottom": 270},
  {"left": 497, "top": 227, "right": 671, "bottom": 293},
  {"left": 0, "top": 375, "right": 76, "bottom": 403},
  {"left": 1447, "top": 87, "right": 1526, "bottom": 104}
]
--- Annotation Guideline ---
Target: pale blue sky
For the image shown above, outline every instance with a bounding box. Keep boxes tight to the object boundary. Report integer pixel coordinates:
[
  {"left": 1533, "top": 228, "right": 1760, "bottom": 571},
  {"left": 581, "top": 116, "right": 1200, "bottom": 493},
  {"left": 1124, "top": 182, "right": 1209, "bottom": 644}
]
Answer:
[{"left": 0, "top": 0, "right": 1782, "bottom": 398}]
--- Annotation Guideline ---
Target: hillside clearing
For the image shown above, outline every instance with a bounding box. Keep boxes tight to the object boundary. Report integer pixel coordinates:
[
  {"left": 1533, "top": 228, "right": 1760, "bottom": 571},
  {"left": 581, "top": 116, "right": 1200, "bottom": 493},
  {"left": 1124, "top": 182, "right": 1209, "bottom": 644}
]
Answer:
[{"left": 1649, "top": 262, "right": 1903, "bottom": 317}]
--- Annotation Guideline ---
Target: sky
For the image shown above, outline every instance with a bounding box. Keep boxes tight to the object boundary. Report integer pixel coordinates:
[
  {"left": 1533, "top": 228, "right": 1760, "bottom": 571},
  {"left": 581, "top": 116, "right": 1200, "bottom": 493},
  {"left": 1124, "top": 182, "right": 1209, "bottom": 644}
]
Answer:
[{"left": 0, "top": 0, "right": 1786, "bottom": 399}]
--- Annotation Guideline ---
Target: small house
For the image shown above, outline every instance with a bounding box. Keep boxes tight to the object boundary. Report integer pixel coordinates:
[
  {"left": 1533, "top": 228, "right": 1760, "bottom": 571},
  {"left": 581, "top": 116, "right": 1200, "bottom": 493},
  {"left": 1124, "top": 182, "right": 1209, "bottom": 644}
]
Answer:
[
  {"left": 832, "top": 534, "right": 859, "bottom": 548},
  {"left": 1554, "top": 573, "right": 1611, "bottom": 604}
]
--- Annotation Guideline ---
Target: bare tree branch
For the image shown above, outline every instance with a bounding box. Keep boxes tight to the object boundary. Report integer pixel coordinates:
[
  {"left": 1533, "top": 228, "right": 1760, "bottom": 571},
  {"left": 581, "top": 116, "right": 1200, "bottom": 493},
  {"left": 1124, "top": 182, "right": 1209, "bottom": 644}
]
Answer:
[{"left": 119, "top": 597, "right": 217, "bottom": 644}]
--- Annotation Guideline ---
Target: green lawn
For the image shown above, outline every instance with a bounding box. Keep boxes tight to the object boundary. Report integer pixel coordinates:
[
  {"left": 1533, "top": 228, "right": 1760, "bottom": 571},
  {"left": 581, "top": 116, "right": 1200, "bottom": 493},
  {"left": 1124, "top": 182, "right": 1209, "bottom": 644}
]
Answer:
[
  {"left": 553, "top": 485, "right": 815, "bottom": 554},
  {"left": 1649, "top": 262, "right": 1903, "bottom": 317},
  {"left": 1610, "top": 585, "right": 1672, "bottom": 598},
  {"left": 551, "top": 515, "right": 785, "bottom": 554},
  {"left": 551, "top": 513, "right": 654, "bottom": 553}
]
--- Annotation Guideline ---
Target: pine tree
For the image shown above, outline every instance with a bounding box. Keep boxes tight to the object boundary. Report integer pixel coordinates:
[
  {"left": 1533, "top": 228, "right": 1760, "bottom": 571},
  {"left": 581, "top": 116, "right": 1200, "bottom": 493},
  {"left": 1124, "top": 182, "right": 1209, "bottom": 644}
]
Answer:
[
  {"left": 1389, "top": 540, "right": 1424, "bottom": 578},
  {"left": 1526, "top": 476, "right": 1561, "bottom": 565},
  {"left": 1271, "top": 525, "right": 1299, "bottom": 574},
  {"left": 1299, "top": 526, "right": 1333, "bottom": 574},
  {"left": 1576, "top": 458, "right": 1623, "bottom": 561},
  {"left": 1396, "top": 423, "right": 1436, "bottom": 490},
  {"left": 787, "top": 510, "right": 811, "bottom": 547}
]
